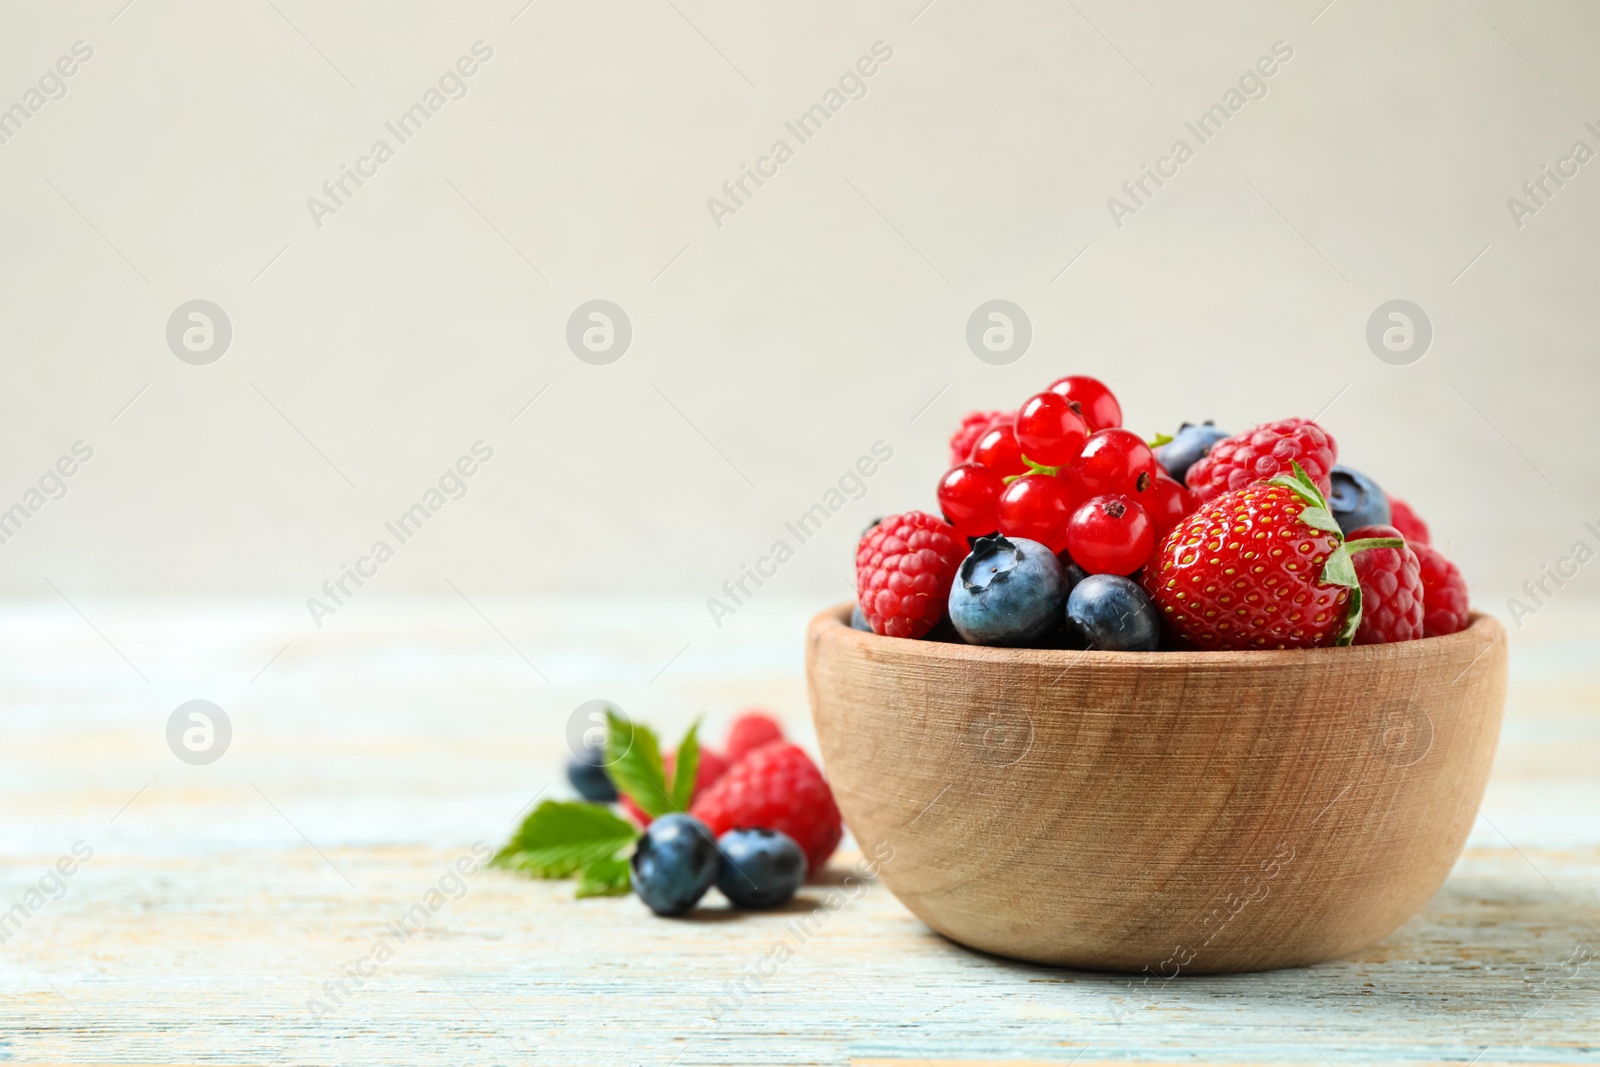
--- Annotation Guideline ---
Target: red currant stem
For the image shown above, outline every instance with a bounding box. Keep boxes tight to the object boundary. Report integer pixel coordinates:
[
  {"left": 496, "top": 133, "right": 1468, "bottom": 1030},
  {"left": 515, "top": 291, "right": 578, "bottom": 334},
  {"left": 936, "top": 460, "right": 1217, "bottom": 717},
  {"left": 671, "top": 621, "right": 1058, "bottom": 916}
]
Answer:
[
  {"left": 1021, "top": 456, "right": 1061, "bottom": 477},
  {"left": 1343, "top": 537, "right": 1405, "bottom": 555}
]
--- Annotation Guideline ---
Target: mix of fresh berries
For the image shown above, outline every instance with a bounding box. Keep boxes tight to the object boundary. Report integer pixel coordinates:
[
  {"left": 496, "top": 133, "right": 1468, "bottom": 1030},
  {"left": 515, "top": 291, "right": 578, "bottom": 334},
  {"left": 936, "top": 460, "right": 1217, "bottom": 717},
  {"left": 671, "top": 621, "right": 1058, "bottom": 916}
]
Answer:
[
  {"left": 502, "top": 709, "right": 842, "bottom": 919},
  {"left": 854, "top": 373, "right": 1472, "bottom": 651},
  {"left": 855, "top": 512, "right": 966, "bottom": 638}
]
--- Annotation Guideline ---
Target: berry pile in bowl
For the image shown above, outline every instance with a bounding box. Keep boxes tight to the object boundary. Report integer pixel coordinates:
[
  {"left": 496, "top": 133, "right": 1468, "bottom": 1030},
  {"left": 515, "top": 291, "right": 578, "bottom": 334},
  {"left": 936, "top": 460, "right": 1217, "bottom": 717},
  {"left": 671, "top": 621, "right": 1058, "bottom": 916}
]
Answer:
[
  {"left": 811, "top": 373, "right": 1507, "bottom": 972},
  {"left": 855, "top": 375, "right": 1471, "bottom": 653}
]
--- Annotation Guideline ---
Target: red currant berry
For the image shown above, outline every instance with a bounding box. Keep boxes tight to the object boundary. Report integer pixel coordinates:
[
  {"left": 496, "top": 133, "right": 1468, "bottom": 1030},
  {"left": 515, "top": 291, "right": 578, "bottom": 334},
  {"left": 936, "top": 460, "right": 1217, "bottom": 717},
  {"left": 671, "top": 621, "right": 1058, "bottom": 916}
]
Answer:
[
  {"left": 1071, "top": 428, "right": 1158, "bottom": 497},
  {"left": 969, "top": 422, "right": 1027, "bottom": 477},
  {"left": 937, "top": 464, "right": 1004, "bottom": 539},
  {"left": 1014, "top": 391, "right": 1089, "bottom": 467},
  {"left": 1066, "top": 494, "right": 1154, "bottom": 575},
  {"left": 1047, "top": 375, "right": 1122, "bottom": 430},
  {"left": 997, "top": 474, "right": 1075, "bottom": 553},
  {"left": 1142, "top": 473, "right": 1197, "bottom": 537}
]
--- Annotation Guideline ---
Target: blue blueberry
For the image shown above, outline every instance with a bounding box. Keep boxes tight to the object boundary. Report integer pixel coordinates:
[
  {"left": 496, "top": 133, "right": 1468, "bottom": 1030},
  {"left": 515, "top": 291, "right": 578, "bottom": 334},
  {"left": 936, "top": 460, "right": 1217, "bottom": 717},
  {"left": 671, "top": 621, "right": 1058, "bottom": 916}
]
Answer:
[
  {"left": 1057, "top": 554, "right": 1089, "bottom": 594},
  {"left": 850, "top": 603, "right": 872, "bottom": 632},
  {"left": 631, "top": 813, "right": 719, "bottom": 916},
  {"left": 1328, "top": 466, "right": 1391, "bottom": 536},
  {"left": 566, "top": 742, "right": 617, "bottom": 803},
  {"left": 948, "top": 535, "right": 1068, "bottom": 646},
  {"left": 716, "top": 828, "right": 807, "bottom": 908},
  {"left": 1154, "top": 422, "right": 1230, "bottom": 485},
  {"left": 1065, "top": 574, "right": 1161, "bottom": 651}
]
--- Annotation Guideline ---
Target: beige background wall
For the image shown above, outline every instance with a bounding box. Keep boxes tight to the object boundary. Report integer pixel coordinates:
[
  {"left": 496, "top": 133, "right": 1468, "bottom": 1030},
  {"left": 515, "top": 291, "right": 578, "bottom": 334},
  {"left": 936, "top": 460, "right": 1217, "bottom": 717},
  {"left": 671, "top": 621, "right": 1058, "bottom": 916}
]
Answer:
[{"left": 2, "top": 0, "right": 1597, "bottom": 642}]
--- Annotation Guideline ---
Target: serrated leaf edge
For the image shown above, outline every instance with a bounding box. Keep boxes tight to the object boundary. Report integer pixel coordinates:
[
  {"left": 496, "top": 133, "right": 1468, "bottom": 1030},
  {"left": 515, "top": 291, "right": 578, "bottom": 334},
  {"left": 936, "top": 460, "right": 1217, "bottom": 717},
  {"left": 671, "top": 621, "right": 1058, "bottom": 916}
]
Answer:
[
  {"left": 606, "top": 710, "right": 674, "bottom": 818},
  {"left": 671, "top": 719, "right": 701, "bottom": 812}
]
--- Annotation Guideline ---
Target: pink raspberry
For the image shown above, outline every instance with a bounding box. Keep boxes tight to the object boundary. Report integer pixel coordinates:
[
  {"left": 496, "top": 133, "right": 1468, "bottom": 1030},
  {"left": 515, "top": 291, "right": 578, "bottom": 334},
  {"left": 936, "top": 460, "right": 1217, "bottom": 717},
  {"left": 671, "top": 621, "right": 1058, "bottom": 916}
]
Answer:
[
  {"left": 1389, "top": 497, "right": 1431, "bottom": 546},
  {"left": 690, "top": 743, "right": 842, "bottom": 873},
  {"left": 725, "top": 711, "right": 784, "bottom": 762},
  {"left": 1186, "top": 418, "right": 1338, "bottom": 502},
  {"left": 1414, "top": 542, "right": 1470, "bottom": 636},
  {"left": 948, "top": 410, "right": 1013, "bottom": 466},
  {"left": 1349, "top": 524, "right": 1424, "bottom": 644},
  {"left": 855, "top": 511, "right": 964, "bottom": 638}
]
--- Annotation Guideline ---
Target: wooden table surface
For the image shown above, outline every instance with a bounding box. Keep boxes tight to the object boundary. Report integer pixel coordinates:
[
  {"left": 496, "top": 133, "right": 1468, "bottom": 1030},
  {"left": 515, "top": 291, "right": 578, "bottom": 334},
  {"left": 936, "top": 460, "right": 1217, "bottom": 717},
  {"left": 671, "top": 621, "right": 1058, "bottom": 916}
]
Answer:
[{"left": 1, "top": 596, "right": 1596, "bottom": 1066}]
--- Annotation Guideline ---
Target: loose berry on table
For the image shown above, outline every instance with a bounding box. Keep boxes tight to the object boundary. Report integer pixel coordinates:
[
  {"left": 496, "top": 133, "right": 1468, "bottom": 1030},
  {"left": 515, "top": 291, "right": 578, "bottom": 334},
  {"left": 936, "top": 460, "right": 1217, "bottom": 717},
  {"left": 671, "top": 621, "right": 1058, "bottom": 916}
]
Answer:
[{"left": 691, "top": 742, "right": 842, "bottom": 873}]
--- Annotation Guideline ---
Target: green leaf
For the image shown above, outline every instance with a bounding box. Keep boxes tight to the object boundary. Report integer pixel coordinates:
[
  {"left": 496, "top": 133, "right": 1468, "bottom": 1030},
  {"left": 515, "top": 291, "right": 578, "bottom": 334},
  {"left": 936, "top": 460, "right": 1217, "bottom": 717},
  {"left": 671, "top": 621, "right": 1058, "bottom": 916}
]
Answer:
[
  {"left": 1297, "top": 506, "right": 1342, "bottom": 536},
  {"left": 1148, "top": 432, "right": 1174, "bottom": 448},
  {"left": 1289, "top": 461, "right": 1326, "bottom": 503},
  {"left": 1320, "top": 544, "right": 1359, "bottom": 590},
  {"left": 575, "top": 855, "right": 631, "bottom": 898},
  {"left": 1318, "top": 544, "right": 1363, "bottom": 647},
  {"left": 1336, "top": 583, "right": 1364, "bottom": 646},
  {"left": 671, "top": 719, "right": 701, "bottom": 812},
  {"left": 492, "top": 800, "right": 639, "bottom": 878},
  {"left": 605, "top": 710, "right": 674, "bottom": 818},
  {"left": 1344, "top": 537, "right": 1405, "bottom": 554}
]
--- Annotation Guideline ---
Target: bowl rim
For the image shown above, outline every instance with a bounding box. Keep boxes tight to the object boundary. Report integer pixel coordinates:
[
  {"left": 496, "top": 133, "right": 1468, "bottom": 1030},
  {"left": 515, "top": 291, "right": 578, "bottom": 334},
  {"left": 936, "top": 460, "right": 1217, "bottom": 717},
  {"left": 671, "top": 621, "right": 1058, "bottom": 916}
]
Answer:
[{"left": 814, "top": 602, "right": 1503, "bottom": 670}]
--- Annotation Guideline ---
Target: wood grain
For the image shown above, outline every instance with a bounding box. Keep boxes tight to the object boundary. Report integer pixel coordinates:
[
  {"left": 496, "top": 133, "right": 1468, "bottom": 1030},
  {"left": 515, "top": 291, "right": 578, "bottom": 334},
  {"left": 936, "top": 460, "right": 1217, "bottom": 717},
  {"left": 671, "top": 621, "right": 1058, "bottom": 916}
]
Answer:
[{"left": 808, "top": 604, "right": 1509, "bottom": 973}]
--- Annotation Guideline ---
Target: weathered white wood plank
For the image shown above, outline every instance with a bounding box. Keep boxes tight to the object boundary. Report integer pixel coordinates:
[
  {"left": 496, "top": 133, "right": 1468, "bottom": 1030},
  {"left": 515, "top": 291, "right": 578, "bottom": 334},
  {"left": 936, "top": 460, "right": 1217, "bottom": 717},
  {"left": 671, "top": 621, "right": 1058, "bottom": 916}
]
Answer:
[{"left": 1, "top": 598, "right": 1596, "bottom": 1065}]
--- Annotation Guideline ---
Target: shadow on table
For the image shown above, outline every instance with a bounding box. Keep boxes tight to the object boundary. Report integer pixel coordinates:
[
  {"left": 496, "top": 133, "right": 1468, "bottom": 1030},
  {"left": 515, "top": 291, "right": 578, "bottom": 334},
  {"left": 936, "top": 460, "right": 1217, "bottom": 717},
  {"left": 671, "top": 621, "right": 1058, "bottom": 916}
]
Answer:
[{"left": 919, "top": 874, "right": 1599, "bottom": 1024}]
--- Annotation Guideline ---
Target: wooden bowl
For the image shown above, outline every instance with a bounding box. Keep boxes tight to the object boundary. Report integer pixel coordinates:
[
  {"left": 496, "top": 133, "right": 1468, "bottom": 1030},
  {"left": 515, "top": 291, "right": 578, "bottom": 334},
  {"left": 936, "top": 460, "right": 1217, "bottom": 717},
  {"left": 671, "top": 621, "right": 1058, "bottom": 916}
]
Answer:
[{"left": 806, "top": 604, "right": 1507, "bottom": 974}]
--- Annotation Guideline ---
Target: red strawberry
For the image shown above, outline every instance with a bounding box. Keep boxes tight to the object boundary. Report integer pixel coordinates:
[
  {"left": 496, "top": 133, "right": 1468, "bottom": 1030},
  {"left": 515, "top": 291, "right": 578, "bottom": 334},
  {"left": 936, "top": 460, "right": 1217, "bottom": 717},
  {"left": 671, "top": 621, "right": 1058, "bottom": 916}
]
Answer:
[
  {"left": 726, "top": 711, "right": 784, "bottom": 762},
  {"left": 690, "top": 743, "right": 842, "bottom": 873},
  {"left": 621, "top": 747, "right": 730, "bottom": 827},
  {"left": 856, "top": 511, "right": 965, "bottom": 638},
  {"left": 1348, "top": 524, "right": 1424, "bottom": 644},
  {"left": 1146, "top": 463, "right": 1397, "bottom": 649},
  {"left": 1186, "top": 418, "right": 1338, "bottom": 503},
  {"left": 1414, "top": 542, "right": 1470, "bottom": 636},
  {"left": 949, "top": 410, "right": 1013, "bottom": 467},
  {"left": 1389, "top": 497, "right": 1431, "bottom": 546}
]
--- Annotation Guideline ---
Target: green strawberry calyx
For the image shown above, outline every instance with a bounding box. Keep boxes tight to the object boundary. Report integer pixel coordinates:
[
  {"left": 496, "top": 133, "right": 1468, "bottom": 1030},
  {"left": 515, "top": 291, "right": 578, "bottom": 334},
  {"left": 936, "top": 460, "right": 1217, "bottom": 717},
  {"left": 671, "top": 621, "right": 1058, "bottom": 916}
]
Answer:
[{"left": 1269, "top": 462, "right": 1404, "bottom": 647}]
